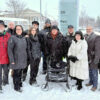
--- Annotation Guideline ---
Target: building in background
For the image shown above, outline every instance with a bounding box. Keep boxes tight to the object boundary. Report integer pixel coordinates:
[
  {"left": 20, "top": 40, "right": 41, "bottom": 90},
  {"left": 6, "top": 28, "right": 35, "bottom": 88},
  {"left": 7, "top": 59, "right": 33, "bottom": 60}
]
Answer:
[
  {"left": 0, "top": 9, "right": 47, "bottom": 30},
  {"left": 59, "top": 0, "right": 79, "bottom": 35}
]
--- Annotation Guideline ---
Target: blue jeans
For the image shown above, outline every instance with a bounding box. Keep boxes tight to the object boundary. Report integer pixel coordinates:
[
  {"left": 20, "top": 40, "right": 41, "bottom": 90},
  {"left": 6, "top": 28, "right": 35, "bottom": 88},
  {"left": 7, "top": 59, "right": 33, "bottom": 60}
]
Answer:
[{"left": 89, "top": 68, "right": 98, "bottom": 88}]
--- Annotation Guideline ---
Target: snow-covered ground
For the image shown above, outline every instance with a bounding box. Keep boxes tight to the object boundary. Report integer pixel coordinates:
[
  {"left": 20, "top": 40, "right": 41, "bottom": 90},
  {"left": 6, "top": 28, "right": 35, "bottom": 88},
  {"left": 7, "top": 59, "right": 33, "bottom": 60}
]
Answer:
[{"left": 0, "top": 58, "right": 100, "bottom": 100}]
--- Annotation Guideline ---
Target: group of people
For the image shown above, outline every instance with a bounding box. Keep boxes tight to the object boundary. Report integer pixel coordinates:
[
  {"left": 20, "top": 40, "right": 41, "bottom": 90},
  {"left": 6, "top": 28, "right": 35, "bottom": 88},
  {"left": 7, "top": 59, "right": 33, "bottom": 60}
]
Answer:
[{"left": 0, "top": 18, "right": 100, "bottom": 93}]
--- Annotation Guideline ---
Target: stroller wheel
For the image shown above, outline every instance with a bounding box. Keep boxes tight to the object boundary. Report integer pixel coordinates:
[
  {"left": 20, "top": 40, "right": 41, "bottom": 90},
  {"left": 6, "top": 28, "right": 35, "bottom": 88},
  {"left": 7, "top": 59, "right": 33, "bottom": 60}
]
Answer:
[{"left": 41, "top": 82, "right": 49, "bottom": 91}]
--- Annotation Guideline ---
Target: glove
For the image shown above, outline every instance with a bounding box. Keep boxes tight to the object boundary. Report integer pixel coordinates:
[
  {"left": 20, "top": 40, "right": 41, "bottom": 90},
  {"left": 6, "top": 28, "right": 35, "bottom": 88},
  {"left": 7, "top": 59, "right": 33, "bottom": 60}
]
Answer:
[
  {"left": 71, "top": 56, "right": 78, "bottom": 63},
  {"left": 68, "top": 55, "right": 75, "bottom": 60},
  {"left": 93, "top": 57, "right": 99, "bottom": 64},
  {"left": 68, "top": 56, "right": 78, "bottom": 63}
]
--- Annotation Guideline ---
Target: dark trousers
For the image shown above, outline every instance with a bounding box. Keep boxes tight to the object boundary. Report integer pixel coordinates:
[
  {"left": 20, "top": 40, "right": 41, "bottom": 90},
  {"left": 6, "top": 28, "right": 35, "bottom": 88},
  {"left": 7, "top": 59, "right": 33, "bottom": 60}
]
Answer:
[
  {"left": 30, "top": 58, "right": 40, "bottom": 82},
  {"left": 71, "top": 77, "right": 83, "bottom": 86},
  {"left": 0, "top": 64, "right": 9, "bottom": 86},
  {"left": 22, "top": 62, "right": 30, "bottom": 80},
  {"left": 89, "top": 68, "right": 98, "bottom": 88},
  {"left": 43, "top": 56, "right": 47, "bottom": 72},
  {"left": 13, "top": 69, "right": 22, "bottom": 90}
]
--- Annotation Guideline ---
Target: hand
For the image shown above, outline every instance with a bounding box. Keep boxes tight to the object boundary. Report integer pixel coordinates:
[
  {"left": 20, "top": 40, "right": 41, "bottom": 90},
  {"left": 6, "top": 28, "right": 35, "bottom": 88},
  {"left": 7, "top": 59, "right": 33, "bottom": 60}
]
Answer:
[
  {"left": 68, "top": 55, "right": 75, "bottom": 60},
  {"left": 70, "top": 56, "right": 78, "bottom": 63}
]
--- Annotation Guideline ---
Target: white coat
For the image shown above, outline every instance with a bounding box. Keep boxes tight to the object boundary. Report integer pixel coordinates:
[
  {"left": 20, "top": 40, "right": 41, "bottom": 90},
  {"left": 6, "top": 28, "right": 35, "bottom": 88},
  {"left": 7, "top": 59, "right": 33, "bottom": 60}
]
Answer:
[{"left": 68, "top": 39, "right": 89, "bottom": 80}]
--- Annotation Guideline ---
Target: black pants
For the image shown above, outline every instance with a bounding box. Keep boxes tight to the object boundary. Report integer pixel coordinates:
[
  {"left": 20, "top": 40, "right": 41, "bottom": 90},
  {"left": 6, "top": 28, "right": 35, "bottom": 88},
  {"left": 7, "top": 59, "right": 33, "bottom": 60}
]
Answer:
[
  {"left": 43, "top": 56, "right": 47, "bottom": 72},
  {"left": 30, "top": 58, "right": 40, "bottom": 82},
  {"left": 13, "top": 69, "right": 22, "bottom": 90},
  {"left": 22, "top": 61, "right": 30, "bottom": 80},
  {"left": 0, "top": 64, "right": 9, "bottom": 86}
]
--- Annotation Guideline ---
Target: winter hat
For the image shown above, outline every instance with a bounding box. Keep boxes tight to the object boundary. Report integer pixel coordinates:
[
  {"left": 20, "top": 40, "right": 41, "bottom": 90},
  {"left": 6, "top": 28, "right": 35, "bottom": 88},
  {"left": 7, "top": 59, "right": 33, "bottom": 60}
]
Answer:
[
  {"left": 68, "top": 25, "right": 74, "bottom": 28},
  {"left": 51, "top": 25, "right": 59, "bottom": 31},
  {"left": 75, "top": 31, "right": 84, "bottom": 40},
  {"left": 32, "top": 21, "right": 39, "bottom": 25},
  {"left": 45, "top": 18, "right": 51, "bottom": 24},
  {"left": 0, "top": 20, "right": 7, "bottom": 27}
]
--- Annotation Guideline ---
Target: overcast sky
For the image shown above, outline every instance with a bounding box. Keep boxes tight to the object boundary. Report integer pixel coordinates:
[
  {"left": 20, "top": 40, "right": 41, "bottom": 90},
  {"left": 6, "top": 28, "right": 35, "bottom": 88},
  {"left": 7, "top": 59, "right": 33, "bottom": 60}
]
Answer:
[{"left": 0, "top": 0, "right": 100, "bottom": 19}]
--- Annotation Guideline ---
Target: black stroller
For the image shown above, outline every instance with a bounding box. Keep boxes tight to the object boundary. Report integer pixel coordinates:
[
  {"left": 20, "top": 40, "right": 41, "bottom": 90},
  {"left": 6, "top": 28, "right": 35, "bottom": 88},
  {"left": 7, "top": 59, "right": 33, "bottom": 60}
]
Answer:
[{"left": 42, "top": 56, "right": 70, "bottom": 92}]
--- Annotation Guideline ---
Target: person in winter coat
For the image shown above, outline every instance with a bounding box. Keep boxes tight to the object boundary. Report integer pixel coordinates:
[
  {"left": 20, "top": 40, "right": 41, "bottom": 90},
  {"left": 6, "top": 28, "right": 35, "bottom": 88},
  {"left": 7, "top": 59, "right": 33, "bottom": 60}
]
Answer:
[
  {"left": 40, "top": 18, "right": 52, "bottom": 74},
  {"left": 27, "top": 27, "right": 41, "bottom": 85},
  {"left": 22, "top": 21, "right": 40, "bottom": 82},
  {"left": 8, "top": 25, "right": 27, "bottom": 92},
  {"left": 6, "top": 22, "right": 15, "bottom": 35},
  {"left": 0, "top": 20, "right": 11, "bottom": 92},
  {"left": 66, "top": 25, "right": 75, "bottom": 50},
  {"left": 68, "top": 31, "right": 89, "bottom": 90},
  {"left": 45, "top": 25, "right": 67, "bottom": 69},
  {"left": 85, "top": 26, "right": 100, "bottom": 91}
]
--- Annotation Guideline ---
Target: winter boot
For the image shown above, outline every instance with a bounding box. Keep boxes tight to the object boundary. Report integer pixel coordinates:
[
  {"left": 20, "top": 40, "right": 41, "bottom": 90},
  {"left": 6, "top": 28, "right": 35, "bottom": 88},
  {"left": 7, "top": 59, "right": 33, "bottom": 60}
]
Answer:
[
  {"left": 91, "top": 87, "right": 97, "bottom": 92},
  {"left": 29, "top": 79, "right": 36, "bottom": 85},
  {"left": 86, "top": 83, "right": 92, "bottom": 87},
  {"left": 77, "top": 79, "right": 83, "bottom": 90}
]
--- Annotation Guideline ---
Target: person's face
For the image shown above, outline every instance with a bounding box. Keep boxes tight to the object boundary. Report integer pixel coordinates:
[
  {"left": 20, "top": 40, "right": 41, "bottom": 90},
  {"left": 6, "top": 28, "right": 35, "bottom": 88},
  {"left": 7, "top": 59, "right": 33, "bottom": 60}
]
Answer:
[
  {"left": 46, "top": 23, "right": 51, "bottom": 27},
  {"left": 31, "top": 28, "right": 37, "bottom": 35},
  {"left": 68, "top": 28, "right": 74, "bottom": 34},
  {"left": 86, "top": 27, "right": 93, "bottom": 35},
  {"left": 75, "top": 34, "right": 81, "bottom": 41},
  {"left": 16, "top": 26, "right": 22, "bottom": 35},
  {"left": 32, "top": 24, "right": 38, "bottom": 29},
  {"left": 51, "top": 29, "right": 58, "bottom": 35},
  {"left": 0, "top": 24, "right": 5, "bottom": 33},
  {"left": 8, "top": 22, "right": 15, "bottom": 29}
]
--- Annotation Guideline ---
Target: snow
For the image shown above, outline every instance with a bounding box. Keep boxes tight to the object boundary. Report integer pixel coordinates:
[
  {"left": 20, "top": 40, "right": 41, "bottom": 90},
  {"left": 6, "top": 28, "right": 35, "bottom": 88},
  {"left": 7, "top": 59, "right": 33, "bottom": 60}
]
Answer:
[{"left": 0, "top": 58, "right": 100, "bottom": 100}]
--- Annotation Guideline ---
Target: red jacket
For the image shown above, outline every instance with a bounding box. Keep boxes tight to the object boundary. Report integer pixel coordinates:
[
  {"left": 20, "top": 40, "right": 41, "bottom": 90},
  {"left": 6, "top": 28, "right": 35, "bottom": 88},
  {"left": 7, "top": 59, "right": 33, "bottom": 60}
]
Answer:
[{"left": 0, "top": 32, "right": 11, "bottom": 64}]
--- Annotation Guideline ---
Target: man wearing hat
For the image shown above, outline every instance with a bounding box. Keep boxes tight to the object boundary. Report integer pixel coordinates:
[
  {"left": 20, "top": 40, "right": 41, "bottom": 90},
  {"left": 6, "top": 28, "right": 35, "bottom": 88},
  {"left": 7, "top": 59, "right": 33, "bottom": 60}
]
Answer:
[
  {"left": 40, "top": 18, "right": 52, "bottom": 74},
  {"left": 32, "top": 21, "right": 39, "bottom": 32},
  {"left": 0, "top": 20, "right": 11, "bottom": 92},
  {"left": 66, "top": 25, "right": 75, "bottom": 50}
]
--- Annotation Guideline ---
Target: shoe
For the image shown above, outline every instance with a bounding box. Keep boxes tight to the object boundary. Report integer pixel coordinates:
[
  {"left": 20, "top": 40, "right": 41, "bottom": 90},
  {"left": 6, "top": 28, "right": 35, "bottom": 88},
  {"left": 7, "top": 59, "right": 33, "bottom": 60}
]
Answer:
[
  {"left": 91, "top": 87, "right": 97, "bottom": 92},
  {"left": 15, "top": 87, "right": 22, "bottom": 93},
  {"left": 77, "top": 85, "right": 82, "bottom": 90},
  {"left": 86, "top": 83, "right": 92, "bottom": 87},
  {"left": 15, "top": 89, "right": 22, "bottom": 93},
  {"left": 29, "top": 80, "right": 36, "bottom": 85}
]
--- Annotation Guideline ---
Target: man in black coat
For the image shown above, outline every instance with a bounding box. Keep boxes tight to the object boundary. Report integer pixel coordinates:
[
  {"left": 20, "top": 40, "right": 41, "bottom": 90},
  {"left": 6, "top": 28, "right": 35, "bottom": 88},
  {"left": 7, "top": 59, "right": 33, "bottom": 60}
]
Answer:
[
  {"left": 65, "top": 25, "right": 75, "bottom": 50},
  {"left": 40, "top": 19, "right": 52, "bottom": 74},
  {"left": 6, "top": 22, "right": 15, "bottom": 35}
]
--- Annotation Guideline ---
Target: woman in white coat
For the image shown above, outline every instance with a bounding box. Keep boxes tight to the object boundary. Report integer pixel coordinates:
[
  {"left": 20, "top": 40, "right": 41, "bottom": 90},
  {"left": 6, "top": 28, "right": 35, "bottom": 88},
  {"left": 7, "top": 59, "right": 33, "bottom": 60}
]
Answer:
[{"left": 68, "top": 31, "right": 89, "bottom": 90}]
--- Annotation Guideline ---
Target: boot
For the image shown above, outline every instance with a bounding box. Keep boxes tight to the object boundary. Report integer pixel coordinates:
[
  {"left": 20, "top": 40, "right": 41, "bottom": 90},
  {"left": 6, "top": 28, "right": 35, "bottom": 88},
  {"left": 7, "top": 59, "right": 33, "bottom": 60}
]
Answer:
[
  {"left": 91, "top": 87, "right": 97, "bottom": 92},
  {"left": 29, "top": 79, "right": 36, "bottom": 85},
  {"left": 77, "top": 79, "right": 83, "bottom": 90},
  {"left": 86, "top": 83, "right": 92, "bottom": 87}
]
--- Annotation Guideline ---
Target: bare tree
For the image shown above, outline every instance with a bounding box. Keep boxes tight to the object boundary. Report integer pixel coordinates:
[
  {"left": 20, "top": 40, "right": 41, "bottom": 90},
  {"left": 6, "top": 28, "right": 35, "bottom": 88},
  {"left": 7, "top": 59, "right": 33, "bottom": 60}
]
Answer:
[
  {"left": 79, "top": 9, "right": 95, "bottom": 28},
  {"left": 6, "top": 0, "right": 27, "bottom": 17},
  {"left": 95, "top": 16, "right": 100, "bottom": 28}
]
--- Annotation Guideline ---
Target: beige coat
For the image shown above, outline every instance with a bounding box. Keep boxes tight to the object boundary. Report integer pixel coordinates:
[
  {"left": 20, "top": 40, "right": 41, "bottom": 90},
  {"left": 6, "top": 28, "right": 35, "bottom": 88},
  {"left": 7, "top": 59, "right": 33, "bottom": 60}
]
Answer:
[{"left": 68, "top": 39, "right": 89, "bottom": 80}]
